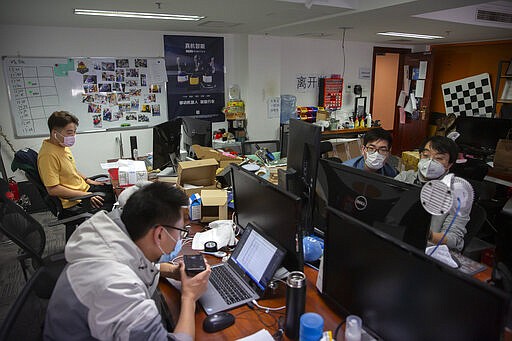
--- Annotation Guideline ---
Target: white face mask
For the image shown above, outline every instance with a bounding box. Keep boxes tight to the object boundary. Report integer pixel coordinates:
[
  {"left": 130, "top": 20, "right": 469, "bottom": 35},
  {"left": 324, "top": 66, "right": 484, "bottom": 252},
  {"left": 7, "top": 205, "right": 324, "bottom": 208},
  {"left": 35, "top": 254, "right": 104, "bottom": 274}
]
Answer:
[
  {"left": 418, "top": 158, "right": 447, "bottom": 180},
  {"left": 365, "top": 151, "right": 387, "bottom": 170}
]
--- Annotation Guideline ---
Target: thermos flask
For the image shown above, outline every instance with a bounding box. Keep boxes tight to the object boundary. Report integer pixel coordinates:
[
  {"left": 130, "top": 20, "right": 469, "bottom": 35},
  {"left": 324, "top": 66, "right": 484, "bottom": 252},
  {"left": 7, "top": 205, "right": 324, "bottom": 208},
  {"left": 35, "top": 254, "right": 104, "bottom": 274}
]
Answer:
[{"left": 285, "top": 271, "right": 306, "bottom": 339}]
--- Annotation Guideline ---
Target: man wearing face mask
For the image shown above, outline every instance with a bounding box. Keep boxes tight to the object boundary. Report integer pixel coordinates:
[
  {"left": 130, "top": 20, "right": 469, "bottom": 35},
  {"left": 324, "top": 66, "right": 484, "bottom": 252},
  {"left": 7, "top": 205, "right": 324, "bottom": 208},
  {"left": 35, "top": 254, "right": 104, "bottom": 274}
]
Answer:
[
  {"left": 44, "top": 182, "right": 211, "bottom": 340},
  {"left": 395, "top": 136, "right": 473, "bottom": 251},
  {"left": 38, "top": 111, "right": 115, "bottom": 219},
  {"left": 344, "top": 128, "right": 398, "bottom": 177}
]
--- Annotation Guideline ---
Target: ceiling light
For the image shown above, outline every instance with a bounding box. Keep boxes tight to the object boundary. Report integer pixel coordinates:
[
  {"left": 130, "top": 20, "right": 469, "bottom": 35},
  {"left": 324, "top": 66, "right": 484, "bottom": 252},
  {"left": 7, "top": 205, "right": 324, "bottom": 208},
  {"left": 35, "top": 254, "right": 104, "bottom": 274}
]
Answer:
[
  {"left": 377, "top": 32, "right": 444, "bottom": 40},
  {"left": 74, "top": 9, "right": 205, "bottom": 21}
]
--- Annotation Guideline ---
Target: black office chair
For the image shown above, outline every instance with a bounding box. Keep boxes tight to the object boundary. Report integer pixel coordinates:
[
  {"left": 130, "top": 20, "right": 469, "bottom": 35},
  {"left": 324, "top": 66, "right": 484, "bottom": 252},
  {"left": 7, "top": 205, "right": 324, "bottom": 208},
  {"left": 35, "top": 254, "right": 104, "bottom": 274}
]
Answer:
[
  {"left": 11, "top": 148, "right": 105, "bottom": 239},
  {"left": 319, "top": 141, "right": 342, "bottom": 163},
  {"left": 241, "top": 140, "right": 280, "bottom": 156},
  {"left": 0, "top": 263, "right": 65, "bottom": 341},
  {"left": 0, "top": 178, "right": 66, "bottom": 281},
  {"left": 462, "top": 203, "right": 487, "bottom": 254}
]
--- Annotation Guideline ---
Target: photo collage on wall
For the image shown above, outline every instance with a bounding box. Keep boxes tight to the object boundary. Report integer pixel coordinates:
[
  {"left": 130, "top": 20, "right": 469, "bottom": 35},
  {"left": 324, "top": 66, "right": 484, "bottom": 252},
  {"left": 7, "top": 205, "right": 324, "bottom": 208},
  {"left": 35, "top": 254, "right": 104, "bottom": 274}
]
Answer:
[{"left": 75, "top": 58, "right": 164, "bottom": 128}]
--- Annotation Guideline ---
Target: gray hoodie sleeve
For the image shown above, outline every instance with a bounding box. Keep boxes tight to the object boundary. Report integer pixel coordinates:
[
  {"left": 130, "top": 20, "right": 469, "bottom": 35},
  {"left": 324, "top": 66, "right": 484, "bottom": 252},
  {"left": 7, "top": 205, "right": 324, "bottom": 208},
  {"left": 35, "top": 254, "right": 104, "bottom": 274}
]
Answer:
[{"left": 430, "top": 212, "right": 469, "bottom": 252}]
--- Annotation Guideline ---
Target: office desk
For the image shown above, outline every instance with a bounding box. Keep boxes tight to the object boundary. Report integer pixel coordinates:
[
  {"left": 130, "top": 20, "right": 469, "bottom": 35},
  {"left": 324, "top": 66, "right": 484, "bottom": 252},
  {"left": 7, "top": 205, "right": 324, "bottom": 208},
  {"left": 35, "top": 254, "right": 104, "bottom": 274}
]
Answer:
[
  {"left": 159, "top": 265, "right": 341, "bottom": 340},
  {"left": 485, "top": 168, "right": 512, "bottom": 188},
  {"left": 321, "top": 127, "right": 375, "bottom": 140}
]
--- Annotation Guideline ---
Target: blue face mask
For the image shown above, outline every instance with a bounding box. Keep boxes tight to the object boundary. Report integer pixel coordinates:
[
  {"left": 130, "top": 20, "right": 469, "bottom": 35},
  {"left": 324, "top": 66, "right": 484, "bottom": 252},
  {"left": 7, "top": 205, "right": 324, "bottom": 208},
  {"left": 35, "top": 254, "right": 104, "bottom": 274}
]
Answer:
[{"left": 158, "top": 229, "right": 183, "bottom": 263}]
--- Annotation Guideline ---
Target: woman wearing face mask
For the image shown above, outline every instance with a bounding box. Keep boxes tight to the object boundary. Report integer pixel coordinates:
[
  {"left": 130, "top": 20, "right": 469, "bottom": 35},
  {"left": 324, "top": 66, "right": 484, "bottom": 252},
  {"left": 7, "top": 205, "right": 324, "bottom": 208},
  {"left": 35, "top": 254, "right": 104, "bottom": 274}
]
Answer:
[
  {"left": 395, "top": 136, "right": 473, "bottom": 251},
  {"left": 38, "top": 111, "right": 115, "bottom": 229},
  {"left": 344, "top": 128, "right": 398, "bottom": 177}
]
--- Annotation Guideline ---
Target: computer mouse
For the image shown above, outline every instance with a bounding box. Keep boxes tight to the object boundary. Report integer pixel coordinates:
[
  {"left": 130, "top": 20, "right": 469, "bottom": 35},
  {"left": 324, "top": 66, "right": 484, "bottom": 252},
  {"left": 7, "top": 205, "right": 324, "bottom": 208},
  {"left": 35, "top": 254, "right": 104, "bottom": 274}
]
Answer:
[{"left": 202, "top": 312, "right": 235, "bottom": 333}]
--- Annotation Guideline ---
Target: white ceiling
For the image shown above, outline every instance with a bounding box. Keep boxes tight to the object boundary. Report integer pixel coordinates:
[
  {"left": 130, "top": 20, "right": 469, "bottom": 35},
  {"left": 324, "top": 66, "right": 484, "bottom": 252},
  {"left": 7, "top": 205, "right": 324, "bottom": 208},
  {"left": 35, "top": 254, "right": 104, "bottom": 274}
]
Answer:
[{"left": 1, "top": 0, "right": 511, "bottom": 44}]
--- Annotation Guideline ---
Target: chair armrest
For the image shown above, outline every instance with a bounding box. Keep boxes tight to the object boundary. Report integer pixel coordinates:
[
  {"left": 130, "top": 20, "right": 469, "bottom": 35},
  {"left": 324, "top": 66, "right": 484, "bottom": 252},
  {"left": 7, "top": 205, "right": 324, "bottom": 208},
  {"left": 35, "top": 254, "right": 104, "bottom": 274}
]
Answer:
[
  {"left": 47, "top": 212, "right": 93, "bottom": 227},
  {"left": 90, "top": 174, "right": 109, "bottom": 182},
  {"left": 68, "top": 192, "right": 105, "bottom": 201}
]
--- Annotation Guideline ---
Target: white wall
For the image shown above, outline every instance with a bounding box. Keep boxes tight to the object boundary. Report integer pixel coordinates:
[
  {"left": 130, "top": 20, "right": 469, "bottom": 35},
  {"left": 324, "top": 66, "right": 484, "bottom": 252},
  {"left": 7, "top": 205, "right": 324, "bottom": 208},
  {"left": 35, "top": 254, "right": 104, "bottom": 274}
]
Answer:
[
  {"left": 0, "top": 25, "right": 240, "bottom": 179},
  {"left": 244, "top": 36, "right": 409, "bottom": 140},
  {"left": 0, "top": 24, "right": 409, "bottom": 180}
]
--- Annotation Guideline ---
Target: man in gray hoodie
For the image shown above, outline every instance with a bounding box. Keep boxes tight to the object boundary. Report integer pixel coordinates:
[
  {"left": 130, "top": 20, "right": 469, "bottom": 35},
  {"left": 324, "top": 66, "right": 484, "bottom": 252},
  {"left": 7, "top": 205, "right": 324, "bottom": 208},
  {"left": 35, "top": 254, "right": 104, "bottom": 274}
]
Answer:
[{"left": 44, "top": 182, "right": 210, "bottom": 340}]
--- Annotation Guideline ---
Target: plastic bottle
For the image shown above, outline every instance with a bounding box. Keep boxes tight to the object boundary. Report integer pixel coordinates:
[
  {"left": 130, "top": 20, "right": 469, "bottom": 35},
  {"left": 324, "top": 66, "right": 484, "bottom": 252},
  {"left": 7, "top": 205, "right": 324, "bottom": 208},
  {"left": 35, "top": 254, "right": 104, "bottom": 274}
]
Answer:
[
  {"left": 345, "top": 315, "right": 362, "bottom": 341},
  {"left": 354, "top": 117, "right": 360, "bottom": 128},
  {"left": 299, "top": 312, "right": 324, "bottom": 341},
  {"left": 367, "top": 113, "right": 372, "bottom": 127}
]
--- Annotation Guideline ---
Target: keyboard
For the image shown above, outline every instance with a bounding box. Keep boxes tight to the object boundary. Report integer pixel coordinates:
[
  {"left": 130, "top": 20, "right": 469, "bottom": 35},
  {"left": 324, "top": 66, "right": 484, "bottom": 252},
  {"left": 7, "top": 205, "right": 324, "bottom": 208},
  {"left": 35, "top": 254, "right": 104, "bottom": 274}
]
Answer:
[{"left": 210, "top": 266, "right": 252, "bottom": 305}]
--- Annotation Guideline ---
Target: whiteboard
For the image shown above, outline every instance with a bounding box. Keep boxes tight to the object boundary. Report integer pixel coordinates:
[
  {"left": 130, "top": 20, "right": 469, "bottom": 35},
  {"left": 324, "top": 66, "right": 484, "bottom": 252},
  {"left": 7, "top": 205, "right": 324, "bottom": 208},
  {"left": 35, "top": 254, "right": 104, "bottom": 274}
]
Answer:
[{"left": 3, "top": 56, "right": 168, "bottom": 137}]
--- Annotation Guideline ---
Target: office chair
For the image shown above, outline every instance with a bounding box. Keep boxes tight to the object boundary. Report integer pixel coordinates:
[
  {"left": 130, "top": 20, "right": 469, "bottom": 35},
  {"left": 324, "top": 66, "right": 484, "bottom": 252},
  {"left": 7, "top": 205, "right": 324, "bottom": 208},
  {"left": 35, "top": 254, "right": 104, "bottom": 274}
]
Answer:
[
  {"left": 0, "top": 263, "right": 65, "bottom": 341},
  {"left": 319, "top": 140, "right": 342, "bottom": 163},
  {"left": 0, "top": 178, "right": 66, "bottom": 281},
  {"left": 461, "top": 203, "right": 487, "bottom": 254},
  {"left": 11, "top": 148, "right": 105, "bottom": 240},
  {"left": 241, "top": 140, "right": 280, "bottom": 156}
]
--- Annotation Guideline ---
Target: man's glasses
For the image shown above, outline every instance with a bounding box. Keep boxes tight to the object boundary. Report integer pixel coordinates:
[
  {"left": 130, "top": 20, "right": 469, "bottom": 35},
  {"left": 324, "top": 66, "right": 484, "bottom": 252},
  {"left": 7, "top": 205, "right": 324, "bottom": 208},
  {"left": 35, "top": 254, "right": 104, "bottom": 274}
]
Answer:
[
  {"left": 155, "top": 224, "right": 190, "bottom": 239},
  {"left": 365, "top": 145, "right": 389, "bottom": 155}
]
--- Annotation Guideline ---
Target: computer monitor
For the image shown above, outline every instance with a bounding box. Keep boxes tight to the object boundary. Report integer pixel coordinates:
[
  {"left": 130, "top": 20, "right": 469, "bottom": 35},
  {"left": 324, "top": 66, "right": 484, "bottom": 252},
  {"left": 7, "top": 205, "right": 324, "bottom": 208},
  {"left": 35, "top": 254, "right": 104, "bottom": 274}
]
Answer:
[
  {"left": 322, "top": 207, "right": 511, "bottom": 341},
  {"left": 285, "top": 119, "right": 322, "bottom": 233},
  {"left": 181, "top": 116, "right": 213, "bottom": 157},
  {"left": 231, "top": 164, "right": 304, "bottom": 271},
  {"left": 152, "top": 118, "right": 182, "bottom": 173},
  {"left": 319, "top": 159, "right": 430, "bottom": 250},
  {"left": 455, "top": 116, "right": 512, "bottom": 153}
]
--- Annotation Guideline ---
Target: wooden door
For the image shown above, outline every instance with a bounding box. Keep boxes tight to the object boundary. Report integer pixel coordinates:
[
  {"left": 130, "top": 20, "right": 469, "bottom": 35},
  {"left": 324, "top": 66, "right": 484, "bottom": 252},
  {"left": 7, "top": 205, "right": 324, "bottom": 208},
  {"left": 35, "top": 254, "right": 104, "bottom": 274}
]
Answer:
[{"left": 392, "top": 52, "right": 434, "bottom": 155}]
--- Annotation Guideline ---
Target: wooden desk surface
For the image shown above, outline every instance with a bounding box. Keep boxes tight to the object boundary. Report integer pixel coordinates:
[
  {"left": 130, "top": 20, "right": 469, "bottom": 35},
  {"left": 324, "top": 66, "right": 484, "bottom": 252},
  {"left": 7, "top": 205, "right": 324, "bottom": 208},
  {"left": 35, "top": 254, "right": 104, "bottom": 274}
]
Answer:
[
  {"left": 321, "top": 127, "right": 376, "bottom": 139},
  {"left": 159, "top": 265, "right": 341, "bottom": 340}
]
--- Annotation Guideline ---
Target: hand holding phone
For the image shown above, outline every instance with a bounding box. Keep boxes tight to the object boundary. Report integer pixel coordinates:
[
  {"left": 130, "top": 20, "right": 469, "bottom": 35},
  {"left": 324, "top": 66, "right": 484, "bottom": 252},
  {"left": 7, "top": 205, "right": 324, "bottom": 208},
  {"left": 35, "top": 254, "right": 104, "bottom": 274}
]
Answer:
[{"left": 183, "top": 254, "right": 207, "bottom": 277}]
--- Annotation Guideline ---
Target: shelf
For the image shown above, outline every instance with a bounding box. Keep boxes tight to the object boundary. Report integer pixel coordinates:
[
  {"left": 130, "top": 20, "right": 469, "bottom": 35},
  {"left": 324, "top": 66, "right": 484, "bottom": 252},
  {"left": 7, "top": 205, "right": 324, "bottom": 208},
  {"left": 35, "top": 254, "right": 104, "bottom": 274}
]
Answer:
[{"left": 497, "top": 99, "right": 512, "bottom": 104}]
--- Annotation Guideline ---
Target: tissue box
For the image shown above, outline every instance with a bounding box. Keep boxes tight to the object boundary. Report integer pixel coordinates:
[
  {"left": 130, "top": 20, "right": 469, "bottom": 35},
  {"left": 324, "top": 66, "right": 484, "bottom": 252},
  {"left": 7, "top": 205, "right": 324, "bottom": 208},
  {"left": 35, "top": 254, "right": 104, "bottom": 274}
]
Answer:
[
  {"left": 118, "top": 160, "right": 148, "bottom": 187},
  {"left": 327, "top": 138, "right": 362, "bottom": 161},
  {"left": 177, "top": 159, "right": 219, "bottom": 197},
  {"left": 200, "top": 189, "right": 228, "bottom": 223}
]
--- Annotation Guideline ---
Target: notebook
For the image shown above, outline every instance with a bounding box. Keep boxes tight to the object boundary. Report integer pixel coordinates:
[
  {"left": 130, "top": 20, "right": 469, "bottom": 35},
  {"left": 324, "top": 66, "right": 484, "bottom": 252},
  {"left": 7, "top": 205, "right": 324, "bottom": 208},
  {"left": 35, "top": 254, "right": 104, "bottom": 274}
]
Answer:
[{"left": 199, "top": 224, "right": 286, "bottom": 315}]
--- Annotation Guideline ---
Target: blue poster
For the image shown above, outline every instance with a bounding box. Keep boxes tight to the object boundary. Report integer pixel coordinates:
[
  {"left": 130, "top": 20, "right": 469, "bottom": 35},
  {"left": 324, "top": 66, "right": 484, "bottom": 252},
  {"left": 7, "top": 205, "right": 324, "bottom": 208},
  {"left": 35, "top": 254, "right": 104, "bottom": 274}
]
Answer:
[{"left": 164, "top": 35, "right": 225, "bottom": 122}]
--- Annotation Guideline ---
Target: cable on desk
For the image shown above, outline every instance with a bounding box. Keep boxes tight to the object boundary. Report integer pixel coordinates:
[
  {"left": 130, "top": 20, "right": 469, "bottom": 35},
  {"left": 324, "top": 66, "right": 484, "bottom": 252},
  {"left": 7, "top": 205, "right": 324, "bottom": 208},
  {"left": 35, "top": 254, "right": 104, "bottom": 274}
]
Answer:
[
  {"left": 251, "top": 299, "right": 286, "bottom": 312},
  {"left": 334, "top": 319, "right": 346, "bottom": 340},
  {"left": 272, "top": 316, "right": 285, "bottom": 341}
]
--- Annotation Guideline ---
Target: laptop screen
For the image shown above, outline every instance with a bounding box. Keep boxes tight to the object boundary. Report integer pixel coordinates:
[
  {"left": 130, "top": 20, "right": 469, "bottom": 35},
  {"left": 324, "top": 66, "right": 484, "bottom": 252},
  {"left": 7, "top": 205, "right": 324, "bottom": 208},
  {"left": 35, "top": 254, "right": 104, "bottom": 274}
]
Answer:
[{"left": 230, "top": 225, "right": 286, "bottom": 291}]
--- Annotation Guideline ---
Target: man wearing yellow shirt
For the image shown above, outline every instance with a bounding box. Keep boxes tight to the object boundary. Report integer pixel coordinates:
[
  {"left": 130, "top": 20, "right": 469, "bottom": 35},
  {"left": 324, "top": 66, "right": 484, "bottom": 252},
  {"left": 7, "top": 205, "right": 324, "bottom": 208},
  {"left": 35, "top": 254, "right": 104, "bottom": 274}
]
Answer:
[{"left": 38, "top": 111, "right": 114, "bottom": 233}]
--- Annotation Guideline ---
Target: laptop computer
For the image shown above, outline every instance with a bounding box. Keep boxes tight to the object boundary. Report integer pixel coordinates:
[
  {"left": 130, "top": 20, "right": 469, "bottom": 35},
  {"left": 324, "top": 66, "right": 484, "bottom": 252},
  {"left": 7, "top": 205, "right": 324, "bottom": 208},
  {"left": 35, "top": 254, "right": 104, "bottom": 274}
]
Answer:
[{"left": 199, "top": 224, "right": 286, "bottom": 315}]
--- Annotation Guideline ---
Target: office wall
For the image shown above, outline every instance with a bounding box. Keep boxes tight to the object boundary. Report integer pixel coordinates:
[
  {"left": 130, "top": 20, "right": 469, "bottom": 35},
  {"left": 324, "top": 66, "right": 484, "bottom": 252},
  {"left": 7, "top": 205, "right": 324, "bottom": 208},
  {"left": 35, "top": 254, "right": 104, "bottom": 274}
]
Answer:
[
  {"left": 0, "top": 25, "right": 243, "bottom": 178},
  {"left": 430, "top": 40, "right": 512, "bottom": 115},
  {"left": 0, "top": 24, "right": 408, "bottom": 179},
  {"left": 245, "top": 36, "right": 407, "bottom": 140}
]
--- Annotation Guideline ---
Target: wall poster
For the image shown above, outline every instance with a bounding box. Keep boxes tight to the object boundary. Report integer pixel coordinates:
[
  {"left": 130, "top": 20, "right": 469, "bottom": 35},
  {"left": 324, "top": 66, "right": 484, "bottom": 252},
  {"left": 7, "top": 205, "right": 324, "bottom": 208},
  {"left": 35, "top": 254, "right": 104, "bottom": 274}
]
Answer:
[{"left": 164, "top": 35, "right": 225, "bottom": 122}]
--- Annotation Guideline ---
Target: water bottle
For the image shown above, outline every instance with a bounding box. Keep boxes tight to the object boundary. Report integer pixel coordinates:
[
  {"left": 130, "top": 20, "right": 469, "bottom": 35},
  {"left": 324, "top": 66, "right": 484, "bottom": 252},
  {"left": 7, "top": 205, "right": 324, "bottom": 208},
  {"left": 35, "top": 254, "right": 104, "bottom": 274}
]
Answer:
[
  {"left": 280, "top": 95, "right": 297, "bottom": 124},
  {"left": 285, "top": 271, "right": 306, "bottom": 339}
]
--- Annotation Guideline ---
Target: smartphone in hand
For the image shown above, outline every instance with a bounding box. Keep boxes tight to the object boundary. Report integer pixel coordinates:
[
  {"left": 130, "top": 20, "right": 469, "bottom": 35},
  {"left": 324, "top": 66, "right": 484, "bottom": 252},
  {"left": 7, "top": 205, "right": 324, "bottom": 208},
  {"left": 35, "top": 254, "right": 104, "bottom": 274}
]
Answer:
[{"left": 183, "top": 254, "right": 206, "bottom": 277}]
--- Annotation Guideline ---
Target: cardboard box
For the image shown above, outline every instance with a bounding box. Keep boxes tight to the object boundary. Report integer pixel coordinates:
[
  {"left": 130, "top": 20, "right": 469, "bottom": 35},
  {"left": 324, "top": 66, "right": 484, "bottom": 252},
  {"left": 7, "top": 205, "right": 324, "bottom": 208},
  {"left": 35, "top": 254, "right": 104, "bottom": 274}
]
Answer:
[
  {"left": 400, "top": 151, "right": 420, "bottom": 171},
  {"left": 176, "top": 159, "right": 219, "bottom": 197},
  {"left": 327, "top": 138, "right": 362, "bottom": 161},
  {"left": 200, "top": 189, "right": 228, "bottom": 223},
  {"left": 193, "top": 145, "right": 243, "bottom": 168},
  {"left": 317, "top": 110, "right": 330, "bottom": 122}
]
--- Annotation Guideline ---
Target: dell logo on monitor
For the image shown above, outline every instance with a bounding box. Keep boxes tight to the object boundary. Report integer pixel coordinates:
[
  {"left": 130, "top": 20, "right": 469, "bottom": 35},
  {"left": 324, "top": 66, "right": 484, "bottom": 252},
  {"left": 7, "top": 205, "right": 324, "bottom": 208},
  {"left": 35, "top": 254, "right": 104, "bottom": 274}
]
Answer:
[{"left": 354, "top": 196, "right": 368, "bottom": 211}]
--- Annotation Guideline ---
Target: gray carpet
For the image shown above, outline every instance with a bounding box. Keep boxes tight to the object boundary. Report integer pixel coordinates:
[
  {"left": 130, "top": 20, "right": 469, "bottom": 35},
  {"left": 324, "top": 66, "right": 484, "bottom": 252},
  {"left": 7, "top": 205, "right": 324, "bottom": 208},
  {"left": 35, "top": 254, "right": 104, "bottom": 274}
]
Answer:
[{"left": 0, "top": 211, "right": 65, "bottom": 324}]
